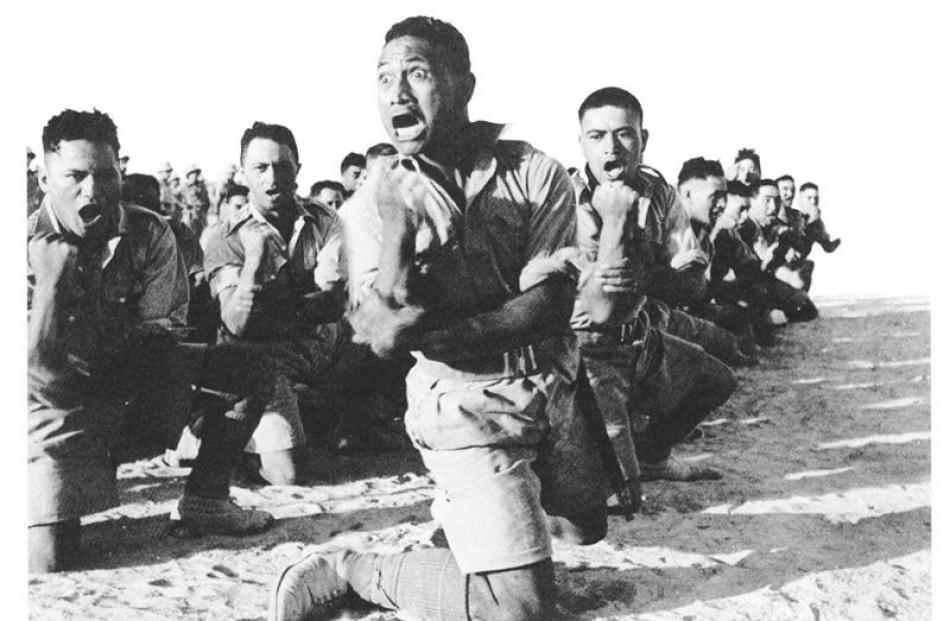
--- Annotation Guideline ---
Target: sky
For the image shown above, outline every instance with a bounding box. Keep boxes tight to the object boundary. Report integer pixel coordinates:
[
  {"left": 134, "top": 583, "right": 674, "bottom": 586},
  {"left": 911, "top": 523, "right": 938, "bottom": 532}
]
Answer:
[{"left": 6, "top": 0, "right": 945, "bottom": 297}]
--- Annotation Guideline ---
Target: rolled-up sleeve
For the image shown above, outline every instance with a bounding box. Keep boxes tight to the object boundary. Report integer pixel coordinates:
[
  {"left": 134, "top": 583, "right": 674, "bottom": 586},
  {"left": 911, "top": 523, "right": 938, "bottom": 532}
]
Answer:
[
  {"left": 203, "top": 223, "right": 243, "bottom": 299},
  {"left": 314, "top": 212, "right": 346, "bottom": 291},
  {"left": 519, "top": 153, "right": 579, "bottom": 291}
]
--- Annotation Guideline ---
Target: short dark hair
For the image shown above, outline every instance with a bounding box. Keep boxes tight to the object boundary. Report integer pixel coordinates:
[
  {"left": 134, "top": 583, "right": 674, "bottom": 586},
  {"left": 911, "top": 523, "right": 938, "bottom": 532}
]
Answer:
[
  {"left": 727, "top": 180, "right": 752, "bottom": 198},
  {"left": 677, "top": 157, "right": 724, "bottom": 187},
  {"left": 578, "top": 87, "right": 644, "bottom": 124},
  {"left": 385, "top": 16, "right": 471, "bottom": 76},
  {"left": 121, "top": 173, "right": 161, "bottom": 212},
  {"left": 310, "top": 180, "right": 345, "bottom": 197},
  {"left": 42, "top": 109, "right": 120, "bottom": 155},
  {"left": 776, "top": 174, "right": 795, "bottom": 185},
  {"left": 365, "top": 142, "right": 397, "bottom": 161},
  {"left": 799, "top": 182, "right": 819, "bottom": 192},
  {"left": 340, "top": 152, "right": 366, "bottom": 173},
  {"left": 225, "top": 184, "right": 250, "bottom": 201},
  {"left": 734, "top": 148, "right": 760, "bottom": 168},
  {"left": 240, "top": 122, "right": 299, "bottom": 164},
  {"left": 750, "top": 178, "right": 778, "bottom": 195}
]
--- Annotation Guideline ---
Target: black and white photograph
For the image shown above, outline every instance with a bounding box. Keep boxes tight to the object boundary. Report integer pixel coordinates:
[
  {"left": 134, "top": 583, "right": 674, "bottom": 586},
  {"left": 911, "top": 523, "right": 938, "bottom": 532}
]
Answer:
[{"left": 8, "top": 0, "right": 942, "bottom": 619}]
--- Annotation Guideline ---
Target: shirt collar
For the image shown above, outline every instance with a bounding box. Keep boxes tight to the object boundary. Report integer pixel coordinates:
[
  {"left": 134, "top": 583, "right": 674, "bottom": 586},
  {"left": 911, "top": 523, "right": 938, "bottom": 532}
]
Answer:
[{"left": 226, "top": 198, "right": 314, "bottom": 235}]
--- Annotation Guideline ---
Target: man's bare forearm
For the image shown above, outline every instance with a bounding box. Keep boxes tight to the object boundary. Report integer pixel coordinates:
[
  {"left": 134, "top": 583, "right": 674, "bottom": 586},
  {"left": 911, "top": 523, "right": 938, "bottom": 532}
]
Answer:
[
  {"left": 374, "top": 219, "right": 416, "bottom": 306},
  {"left": 577, "top": 215, "right": 646, "bottom": 326},
  {"left": 416, "top": 276, "right": 575, "bottom": 361}
]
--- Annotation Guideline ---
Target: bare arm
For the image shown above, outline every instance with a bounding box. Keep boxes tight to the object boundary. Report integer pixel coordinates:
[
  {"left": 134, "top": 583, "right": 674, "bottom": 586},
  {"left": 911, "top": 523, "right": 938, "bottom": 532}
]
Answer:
[
  {"left": 415, "top": 275, "right": 575, "bottom": 361},
  {"left": 218, "top": 230, "right": 264, "bottom": 338}
]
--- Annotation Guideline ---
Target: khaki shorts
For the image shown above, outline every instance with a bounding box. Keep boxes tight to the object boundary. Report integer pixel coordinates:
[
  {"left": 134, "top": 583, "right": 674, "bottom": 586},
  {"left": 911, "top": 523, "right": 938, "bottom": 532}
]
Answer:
[
  {"left": 243, "top": 374, "right": 305, "bottom": 454},
  {"left": 405, "top": 363, "right": 607, "bottom": 574}
]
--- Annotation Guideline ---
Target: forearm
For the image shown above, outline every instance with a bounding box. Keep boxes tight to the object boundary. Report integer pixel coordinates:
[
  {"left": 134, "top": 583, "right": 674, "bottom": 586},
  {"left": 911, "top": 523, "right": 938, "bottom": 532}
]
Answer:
[
  {"left": 416, "top": 275, "right": 575, "bottom": 361},
  {"left": 373, "top": 219, "right": 416, "bottom": 305},
  {"left": 577, "top": 215, "right": 641, "bottom": 326},
  {"left": 220, "top": 260, "right": 261, "bottom": 337},
  {"left": 646, "top": 265, "right": 707, "bottom": 307}
]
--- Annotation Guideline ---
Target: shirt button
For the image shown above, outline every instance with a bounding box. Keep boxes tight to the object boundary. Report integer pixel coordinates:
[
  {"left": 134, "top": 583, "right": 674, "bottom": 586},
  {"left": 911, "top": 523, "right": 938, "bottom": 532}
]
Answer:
[
  {"left": 118, "top": 297, "right": 127, "bottom": 303},
  {"left": 68, "top": 315, "right": 76, "bottom": 323}
]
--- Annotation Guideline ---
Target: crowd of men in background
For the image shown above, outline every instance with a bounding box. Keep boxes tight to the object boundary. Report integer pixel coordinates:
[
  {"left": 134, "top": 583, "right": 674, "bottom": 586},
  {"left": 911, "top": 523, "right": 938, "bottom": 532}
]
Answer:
[{"left": 27, "top": 14, "right": 841, "bottom": 621}]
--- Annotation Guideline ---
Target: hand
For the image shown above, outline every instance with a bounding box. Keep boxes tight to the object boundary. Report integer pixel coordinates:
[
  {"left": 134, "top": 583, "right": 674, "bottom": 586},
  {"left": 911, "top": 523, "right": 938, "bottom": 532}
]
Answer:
[
  {"left": 670, "top": 247, "right": 708, "bottom": 271},
  {"left": 239, "top": 225, "right": 268, "bottom": 275},
  {"left": 374, "top": 160, "right": 428, "bottom": 229},
  {"left": 591, "top": 182, "right": 639, "bottom": 224},
  {"left": 595, "top": 258, "right": 647, "bottom": 293},
  {"left": 29, "top": 233, "right": 77, "bottom": 287},
  {"left": 230, "top": 284, "right": 260, "bottom": 315}
]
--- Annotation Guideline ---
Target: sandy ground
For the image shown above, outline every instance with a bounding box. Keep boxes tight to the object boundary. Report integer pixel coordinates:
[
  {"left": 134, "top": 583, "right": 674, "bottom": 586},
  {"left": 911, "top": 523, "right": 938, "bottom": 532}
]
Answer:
[{"left": 28, "top": 296, "right": 931, "bottom": 620}]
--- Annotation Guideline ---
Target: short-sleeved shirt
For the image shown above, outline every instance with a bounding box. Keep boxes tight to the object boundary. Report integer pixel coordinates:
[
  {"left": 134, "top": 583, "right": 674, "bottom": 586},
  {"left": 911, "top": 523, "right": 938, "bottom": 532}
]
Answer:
[
  {"left": 203, "top": 199, "right": 344, "bottom": 341},
  {"left": 343, "top": 121, "right": 579, "bottom": 378},
  {"left": 28, "top": 200, "right": 190, "bottom": 372},
  {"left": 570, "top": 165, "right": 702, "bottom": 330}
]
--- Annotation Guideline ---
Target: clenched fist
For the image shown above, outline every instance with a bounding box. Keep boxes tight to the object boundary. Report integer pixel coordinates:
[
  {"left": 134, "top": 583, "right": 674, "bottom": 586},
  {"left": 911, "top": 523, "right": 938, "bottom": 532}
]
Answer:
[
  {"left": 29, "top": 233, "right": 77, "bottom": 287},
  {"left": 591, "top": 182, "right": 639, "bottom": 224},
  {"left": 374, "top": 159, "right": 428, "bottom": 229}
]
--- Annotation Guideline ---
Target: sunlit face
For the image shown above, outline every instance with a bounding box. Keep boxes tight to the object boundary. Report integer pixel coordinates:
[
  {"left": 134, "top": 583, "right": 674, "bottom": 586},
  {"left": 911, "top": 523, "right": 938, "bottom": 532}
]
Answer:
[
  {"left": 40, "top": 139, "right": 121, "bottom": 239},
  {"left": 751, "top": 184, "right": 781, "bottom": 227},
  {"left": 241, "top": 137, "right": 299, "bottom": 216},
  {"left": 736, "top": 158, "right": 760, "bottom": 184},
  {"left": 799, "top": 187, "right": 819, "bottom": 211},
  {"left": 158, "top": 166, "right": 172, "bottom": 182},
  {"left": 315, "top": 187, "right": 344, "bottom": 210},
  {"left": 341, "top": 165, "right": 364, "bottom": 192},
  {"left": 579, "top": 105, "right": 648, "bottom": 185},
  {"left": 720, "top": 193, "right": 750, "bottom": 230},
  {"left": 377, "top": 35, "right": 470, "bottom": 156},
  {"left": 681, "top": 175, "right": 727, "bottom": 227},
  {"left": 186, "top": 170, "right": 201, "bottom": 186},
  {"left": 777, "top": 179, "right": 795, "bottom": 207}
]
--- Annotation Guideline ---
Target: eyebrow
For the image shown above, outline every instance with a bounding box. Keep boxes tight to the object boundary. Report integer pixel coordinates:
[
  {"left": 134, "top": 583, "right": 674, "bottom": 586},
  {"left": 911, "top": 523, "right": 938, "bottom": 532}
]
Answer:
[{"left": 378, "top": 54, "right": 431, "bottom": 68}]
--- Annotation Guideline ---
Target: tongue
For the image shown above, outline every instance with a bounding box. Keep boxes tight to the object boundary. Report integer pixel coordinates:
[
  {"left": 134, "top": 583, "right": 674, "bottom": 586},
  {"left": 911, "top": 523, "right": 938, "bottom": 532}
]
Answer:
[{"left": 394, "top": 119, "right": 425, "bottom": 141}]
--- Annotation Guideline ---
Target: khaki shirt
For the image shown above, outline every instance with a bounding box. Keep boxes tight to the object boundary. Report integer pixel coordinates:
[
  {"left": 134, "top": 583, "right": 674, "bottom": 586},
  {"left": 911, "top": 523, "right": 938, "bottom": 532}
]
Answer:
[
  {"left": 570, "top": 165, "right": 702, "bottom": 329},
  {"left": 27, "top": 200, "right": 189, "bottom": 370},
  {"left": 203, "top": 199, "right": 343, "bottom": 340},
  {"left": 342, "top": 122, "right": 579, "bottom": 378}
]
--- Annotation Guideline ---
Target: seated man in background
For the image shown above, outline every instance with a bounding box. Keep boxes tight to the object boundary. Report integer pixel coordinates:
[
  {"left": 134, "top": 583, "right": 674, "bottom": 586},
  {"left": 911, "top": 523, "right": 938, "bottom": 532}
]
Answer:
[
  {"left": 308, "top": 180, "right": 346, "bottom": 212},
  {"left": 570, "top": 87, "right": 734, "bottom": 487},
  {"left": 796, "top": 181, "right": 841, "bottom": 254},
  {"left": 734, "top": 180, "right": 818, "bottom": 324},
  {"left": 28, "top": 109, "right": 275, "bottom": 573},
  {"left": 338, "top": 151, "right": 366, "bottom": 199},
  {"left": 203, "top": 121, "right": 365, "bottom": 485}
]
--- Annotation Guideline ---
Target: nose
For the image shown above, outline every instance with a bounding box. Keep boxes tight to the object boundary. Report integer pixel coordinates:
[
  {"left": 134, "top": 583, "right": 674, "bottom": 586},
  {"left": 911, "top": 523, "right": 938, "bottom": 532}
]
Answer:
[{"left": 391, "top": 73, "right": 414, "bottom": 105}]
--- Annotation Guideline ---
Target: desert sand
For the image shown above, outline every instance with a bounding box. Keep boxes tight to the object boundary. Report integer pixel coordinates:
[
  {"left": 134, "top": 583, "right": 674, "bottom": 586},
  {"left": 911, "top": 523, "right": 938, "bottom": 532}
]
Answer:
[{"left": 28, "top": 296, "right": 931, "bottom": 620}]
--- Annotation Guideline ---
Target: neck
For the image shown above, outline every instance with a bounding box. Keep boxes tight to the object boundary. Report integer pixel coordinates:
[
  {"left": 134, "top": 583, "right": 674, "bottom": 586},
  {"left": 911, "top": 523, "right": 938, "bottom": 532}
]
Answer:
[{"left": 420, "top": 115, "right": 470, "bottom": 169}]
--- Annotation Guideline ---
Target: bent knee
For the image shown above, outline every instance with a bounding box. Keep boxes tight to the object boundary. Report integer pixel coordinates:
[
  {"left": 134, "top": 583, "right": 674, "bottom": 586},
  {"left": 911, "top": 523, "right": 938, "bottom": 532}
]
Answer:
[{"left": 257, "top": 450, "right": 299, "bottom": 485}]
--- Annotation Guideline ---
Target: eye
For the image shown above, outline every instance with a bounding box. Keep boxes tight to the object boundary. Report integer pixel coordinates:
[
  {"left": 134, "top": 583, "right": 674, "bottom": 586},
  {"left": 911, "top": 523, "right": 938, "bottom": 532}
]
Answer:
[
  {"left": 378, "top": 73, "right": 393, "bottom": 87},
  {"left": 410, "top": 68, "right": 429, "bottom": 80}
]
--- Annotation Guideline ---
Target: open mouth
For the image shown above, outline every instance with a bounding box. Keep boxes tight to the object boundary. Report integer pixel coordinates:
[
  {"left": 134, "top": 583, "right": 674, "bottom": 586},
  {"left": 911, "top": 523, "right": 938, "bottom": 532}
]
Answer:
[
  {"left": 391, "top": 112, "right": 426, "bottom": 141},
  {"left": 78, "top": 203, "right": 102, "bottom": 223},
  {"left": 603, "top": 159, "right": 626, "bottom": 180}
]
